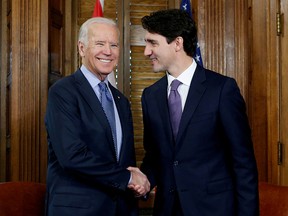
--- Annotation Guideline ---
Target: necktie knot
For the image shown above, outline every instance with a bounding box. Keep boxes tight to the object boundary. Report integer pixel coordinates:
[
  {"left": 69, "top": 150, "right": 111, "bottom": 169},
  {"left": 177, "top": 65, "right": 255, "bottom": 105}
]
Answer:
[
  {"left": 170, "top": 79, "right": 182, "bottom": 91},
  {"left": 99, "top": 82, "right": 113, "bottom": 102}
]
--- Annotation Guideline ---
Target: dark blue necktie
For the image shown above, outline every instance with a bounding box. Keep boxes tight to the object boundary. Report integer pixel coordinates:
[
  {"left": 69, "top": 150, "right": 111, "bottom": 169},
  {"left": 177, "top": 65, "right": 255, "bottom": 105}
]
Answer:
[
  {"left": 99, "top": 82, "right": 118, "bottom": 160},
  {"left": 168, "top": 79, "right": 182, "bottom": 140}
]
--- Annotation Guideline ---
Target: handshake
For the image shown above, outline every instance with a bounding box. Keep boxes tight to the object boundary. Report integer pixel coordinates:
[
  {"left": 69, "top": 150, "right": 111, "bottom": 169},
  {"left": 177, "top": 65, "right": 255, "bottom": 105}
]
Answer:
[{"left": 127, "top": 167, "right": 150, "bottom": 197}]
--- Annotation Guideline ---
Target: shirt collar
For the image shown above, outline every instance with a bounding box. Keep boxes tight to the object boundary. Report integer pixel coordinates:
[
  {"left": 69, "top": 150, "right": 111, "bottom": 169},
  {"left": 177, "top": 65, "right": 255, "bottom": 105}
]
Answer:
[
  {"left": 167, "top": 59, "right": 197, "bottom": 87},
  {"left": 80, "top": 65, "right": 109, "bottom": 89}
]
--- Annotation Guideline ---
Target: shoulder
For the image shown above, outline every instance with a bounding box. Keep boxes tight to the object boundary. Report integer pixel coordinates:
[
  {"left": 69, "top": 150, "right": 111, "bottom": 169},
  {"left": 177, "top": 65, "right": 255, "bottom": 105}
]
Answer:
[
  {"left": 198, "top": 66, "right": 236, "bottom": 87},
  {"left": 202, "top": 66, "right": 230, "bottom": 81},
  {"left": 48, "top": 70, "right": 81, "bottom": 98},
  {"left": 143, "top": 75, "right": 167, "bottom": 95},
  {"left": 50, "top": 69, "right": 85, "bottom": 88}
]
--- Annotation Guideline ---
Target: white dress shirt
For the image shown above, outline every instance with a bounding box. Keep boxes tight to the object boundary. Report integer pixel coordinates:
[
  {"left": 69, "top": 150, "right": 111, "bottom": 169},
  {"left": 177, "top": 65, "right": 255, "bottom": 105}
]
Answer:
[{"left": 167, "top": 60, "right": 197, "bottom": 110}]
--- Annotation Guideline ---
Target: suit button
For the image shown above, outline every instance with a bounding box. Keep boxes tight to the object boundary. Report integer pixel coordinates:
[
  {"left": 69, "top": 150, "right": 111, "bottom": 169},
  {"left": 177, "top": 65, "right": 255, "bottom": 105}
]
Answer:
[
  {"left": 169, "top": 188, "right": 175, "bottom": 193},
  {"left": 174, "top": 161, "right": 179, "bottom": 166}
]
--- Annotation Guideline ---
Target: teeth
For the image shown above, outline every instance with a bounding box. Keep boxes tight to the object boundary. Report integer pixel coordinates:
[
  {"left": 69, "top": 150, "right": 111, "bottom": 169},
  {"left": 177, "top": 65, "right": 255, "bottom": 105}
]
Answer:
[{"left": 99, "top": 59, "right": 112, "bottom": 63}]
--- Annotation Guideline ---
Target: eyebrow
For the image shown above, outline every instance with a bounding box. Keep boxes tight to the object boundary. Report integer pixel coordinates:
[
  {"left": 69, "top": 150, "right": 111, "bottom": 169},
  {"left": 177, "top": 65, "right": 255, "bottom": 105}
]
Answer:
[{"left": 145, "top": 39, "right": 158, "bottom": 44}]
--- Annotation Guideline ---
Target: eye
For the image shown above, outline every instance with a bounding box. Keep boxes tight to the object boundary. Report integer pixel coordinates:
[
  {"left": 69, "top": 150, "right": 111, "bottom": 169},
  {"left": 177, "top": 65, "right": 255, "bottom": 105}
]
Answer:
[
  {"left": 146, "top": 39, "right": 158, "bottom": 47},
  {"left": 151, "top": 41, "right": 158, "bottom": 46},
  {"left": 110, "top": 43, "right": 119, "bottom": 49}
]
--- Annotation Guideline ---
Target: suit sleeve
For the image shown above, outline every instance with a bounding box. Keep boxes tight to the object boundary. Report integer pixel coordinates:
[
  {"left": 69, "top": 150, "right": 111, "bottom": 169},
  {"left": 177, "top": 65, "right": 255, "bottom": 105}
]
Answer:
[
  {"left": 219, "top": 78, "right": 259, "bottom": 216},
  {"left": 140, "top": 88, "right": 157, "bottom": 190}
]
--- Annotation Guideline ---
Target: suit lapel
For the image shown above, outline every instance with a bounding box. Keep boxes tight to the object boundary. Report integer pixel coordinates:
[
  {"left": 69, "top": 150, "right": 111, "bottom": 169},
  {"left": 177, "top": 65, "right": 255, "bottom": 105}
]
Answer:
[
  {"left": 74, "top": 70, "right": 106, "bottom": 121},
  {"left": 109, "top": 83, "right": 123, "bottom": 121},
  {"left": 109, "top": 83, "right": 126, "bottom": 161},
  {"left": 176, "top": 66, "right": 207, "bottom": 146},
  {"left": 155, "top": 77, "right": 175, "bottom": 145},
  {"left": 74, "top": 70, "right": 116, "bottom": 154}
]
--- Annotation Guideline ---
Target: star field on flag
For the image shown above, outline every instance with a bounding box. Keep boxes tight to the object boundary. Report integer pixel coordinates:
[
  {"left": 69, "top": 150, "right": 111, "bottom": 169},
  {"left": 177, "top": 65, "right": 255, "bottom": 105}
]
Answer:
[{"left": 180, "top": 0, "right": 203, "bottom": 66}]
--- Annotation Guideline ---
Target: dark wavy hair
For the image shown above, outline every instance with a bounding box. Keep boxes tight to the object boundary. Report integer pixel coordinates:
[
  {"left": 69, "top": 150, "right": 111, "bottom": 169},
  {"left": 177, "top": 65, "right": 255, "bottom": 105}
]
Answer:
[{"left": 141, "top": 9, "right": 198, "bottom": 57}]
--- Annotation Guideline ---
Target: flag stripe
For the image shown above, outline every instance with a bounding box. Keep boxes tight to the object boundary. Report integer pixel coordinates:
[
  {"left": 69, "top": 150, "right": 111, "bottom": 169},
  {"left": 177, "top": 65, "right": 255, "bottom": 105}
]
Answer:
[{"left": 92, "top": 0, "right": 103, "bottom": 17}]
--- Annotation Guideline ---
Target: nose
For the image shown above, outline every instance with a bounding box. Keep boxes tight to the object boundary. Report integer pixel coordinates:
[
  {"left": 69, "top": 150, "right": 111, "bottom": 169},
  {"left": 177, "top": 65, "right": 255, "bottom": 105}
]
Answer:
[
  {"left": 144, "top": 45, "right": 152, "bottom": 56},
  {"left": 103, "top": 44, "right": 112, "bottom": 55}
]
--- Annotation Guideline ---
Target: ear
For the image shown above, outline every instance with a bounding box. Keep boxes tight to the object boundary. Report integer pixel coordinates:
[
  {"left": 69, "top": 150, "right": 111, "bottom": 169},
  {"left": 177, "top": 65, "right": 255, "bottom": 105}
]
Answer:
[
  {"left": 174, "top": 36, "right": 184, "bottom": 52},
  {"left": 78, "top": 41, "right": 86, "bottom": 57}
]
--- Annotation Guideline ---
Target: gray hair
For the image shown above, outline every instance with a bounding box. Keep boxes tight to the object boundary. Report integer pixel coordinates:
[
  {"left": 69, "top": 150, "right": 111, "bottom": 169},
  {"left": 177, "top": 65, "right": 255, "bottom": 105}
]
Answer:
[{"left": 78, "top": 17, "right": 119, "bottom": 45}]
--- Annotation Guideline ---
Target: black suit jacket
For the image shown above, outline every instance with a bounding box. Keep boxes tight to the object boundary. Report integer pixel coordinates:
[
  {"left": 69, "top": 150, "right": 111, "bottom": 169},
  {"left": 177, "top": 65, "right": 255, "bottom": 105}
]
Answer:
[
  {"left": 45, "top": 69, "right": 137, "bottom": 216},
  {"left": 141, "top": 65, "right": 259, "bottom": 216}
]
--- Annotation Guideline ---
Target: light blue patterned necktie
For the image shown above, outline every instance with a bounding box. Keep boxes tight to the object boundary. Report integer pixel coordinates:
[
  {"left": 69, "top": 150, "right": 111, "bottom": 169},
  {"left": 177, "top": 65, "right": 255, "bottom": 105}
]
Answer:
[{"left": 99, "top": 82, "right": 118, "bottom": 160}]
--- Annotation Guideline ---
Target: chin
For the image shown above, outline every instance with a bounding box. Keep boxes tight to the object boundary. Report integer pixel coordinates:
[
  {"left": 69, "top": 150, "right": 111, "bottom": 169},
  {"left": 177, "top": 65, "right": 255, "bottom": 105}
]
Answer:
[{"left": 100, "top": 68, "right": 113, "bottom": 75}]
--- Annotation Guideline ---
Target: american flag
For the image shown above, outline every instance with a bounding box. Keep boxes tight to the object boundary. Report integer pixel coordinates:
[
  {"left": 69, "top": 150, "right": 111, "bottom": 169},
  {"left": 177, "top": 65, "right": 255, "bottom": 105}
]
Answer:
[{"left": 180, "top": 0, "right": 203, "bottom": 66}]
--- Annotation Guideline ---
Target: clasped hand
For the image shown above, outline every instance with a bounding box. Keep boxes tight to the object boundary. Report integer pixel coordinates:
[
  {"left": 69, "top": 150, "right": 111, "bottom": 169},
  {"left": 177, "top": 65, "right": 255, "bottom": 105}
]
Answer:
[{"left": 127, "top": 167, "right": 150, "bottom": 197}]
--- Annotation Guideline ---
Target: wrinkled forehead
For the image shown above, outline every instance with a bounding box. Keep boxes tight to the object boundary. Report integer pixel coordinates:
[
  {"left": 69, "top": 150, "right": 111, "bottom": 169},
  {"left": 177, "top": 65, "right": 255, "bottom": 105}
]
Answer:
[{"left": 88, "top": 23, "right": 120, "bottom": 41}]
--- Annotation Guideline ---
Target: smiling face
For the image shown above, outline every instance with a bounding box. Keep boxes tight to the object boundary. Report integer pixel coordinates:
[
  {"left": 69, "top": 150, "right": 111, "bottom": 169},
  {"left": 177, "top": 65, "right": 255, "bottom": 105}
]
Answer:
[
  {"left": 78, "top": 22, "right": 120, "bottom": 80},
  {"left": 144, "top": 31, "right": 177, "bottom": 73}
]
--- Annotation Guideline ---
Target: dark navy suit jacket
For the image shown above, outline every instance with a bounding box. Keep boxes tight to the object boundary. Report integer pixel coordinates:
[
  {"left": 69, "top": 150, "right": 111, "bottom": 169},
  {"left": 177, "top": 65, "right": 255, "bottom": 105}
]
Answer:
[
  {"left": 45, "top": 69, "right": 138, "bottom": 216},
  {"left": 141, "top": 65, "right": 259, "bottom": 216}
]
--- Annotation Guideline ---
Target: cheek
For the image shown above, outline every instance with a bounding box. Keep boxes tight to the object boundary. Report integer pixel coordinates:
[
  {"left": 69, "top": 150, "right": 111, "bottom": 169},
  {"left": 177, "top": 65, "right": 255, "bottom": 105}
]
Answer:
[
  {"left": 112, "top": 50, "right": 120, "bottom": 61},
  {"left": 84, "top": 48, "right": 97, "bottom": 59},
  {"left": 162, "top": 49, "right": 174, "bottom": 61}
]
